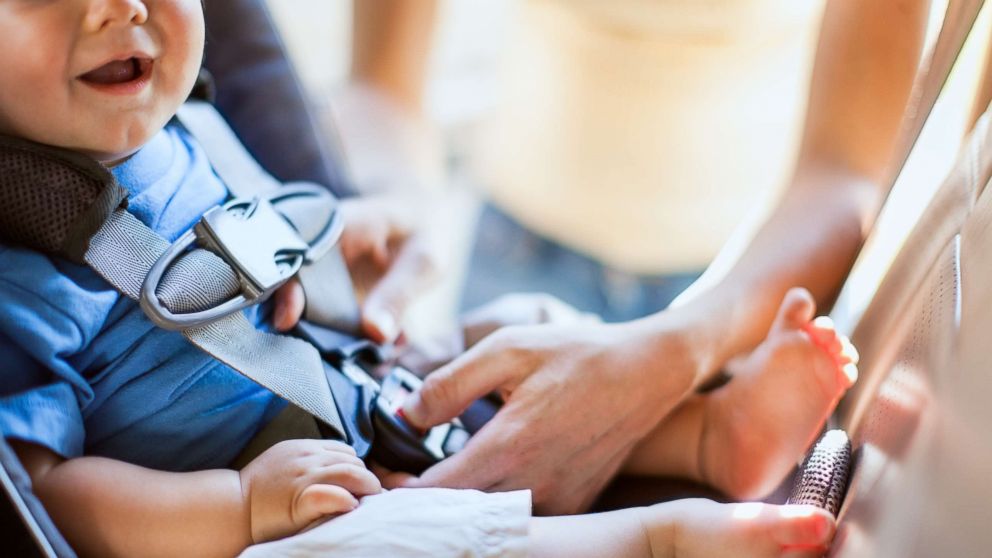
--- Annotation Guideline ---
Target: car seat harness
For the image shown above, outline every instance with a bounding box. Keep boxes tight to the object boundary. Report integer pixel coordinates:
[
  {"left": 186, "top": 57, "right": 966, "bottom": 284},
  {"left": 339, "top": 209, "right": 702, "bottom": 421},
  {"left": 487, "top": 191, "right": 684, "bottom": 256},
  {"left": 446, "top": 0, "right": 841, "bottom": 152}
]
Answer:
[{"left": 0, "top": 97, "right": 484, "bottom": 475}]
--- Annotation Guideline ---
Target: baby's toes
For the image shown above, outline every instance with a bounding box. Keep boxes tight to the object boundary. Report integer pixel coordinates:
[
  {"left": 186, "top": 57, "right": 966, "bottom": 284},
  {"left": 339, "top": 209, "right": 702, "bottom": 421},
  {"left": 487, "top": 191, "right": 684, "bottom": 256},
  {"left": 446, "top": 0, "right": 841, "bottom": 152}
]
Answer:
[
  {"left": 838, "top": 335, "right": 859, "bottom": 365},
  {"left": 771, "top": 288, "right": 817, "bottom": 334},
  {"left": 835, "top": 335, "right": 859, "bottom": 387},
  {"left": 766, "top": 504, "right": 835, "bottom": 556},
  {"left": 802, "top": 318, "right": 859, "bottom": 388},
  {"left": 802, "top": 316, "right": 842, "bottom": 355}
]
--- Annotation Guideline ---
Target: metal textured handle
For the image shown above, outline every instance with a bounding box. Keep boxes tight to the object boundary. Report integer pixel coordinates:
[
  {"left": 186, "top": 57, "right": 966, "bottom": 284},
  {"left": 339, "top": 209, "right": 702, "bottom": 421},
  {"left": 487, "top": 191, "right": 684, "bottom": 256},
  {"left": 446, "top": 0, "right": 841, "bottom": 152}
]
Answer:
[{"left": 787, "top": 429, "right": 852, "bottom": 517}]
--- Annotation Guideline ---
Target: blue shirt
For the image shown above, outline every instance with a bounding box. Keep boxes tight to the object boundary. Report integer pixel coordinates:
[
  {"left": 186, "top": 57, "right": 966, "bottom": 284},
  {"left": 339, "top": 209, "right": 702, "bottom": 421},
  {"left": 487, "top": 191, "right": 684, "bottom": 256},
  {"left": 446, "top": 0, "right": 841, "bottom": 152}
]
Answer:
[{"left": 0, "top": 124, "right": 284, "bottom": 471}]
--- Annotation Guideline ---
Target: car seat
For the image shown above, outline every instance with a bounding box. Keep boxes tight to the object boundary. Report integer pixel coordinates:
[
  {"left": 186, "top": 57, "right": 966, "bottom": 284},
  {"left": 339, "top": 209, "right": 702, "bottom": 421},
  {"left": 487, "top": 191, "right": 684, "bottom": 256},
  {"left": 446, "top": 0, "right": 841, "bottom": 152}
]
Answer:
[{"left": 3, "top": 1, "right": 991, "bottom": 557}]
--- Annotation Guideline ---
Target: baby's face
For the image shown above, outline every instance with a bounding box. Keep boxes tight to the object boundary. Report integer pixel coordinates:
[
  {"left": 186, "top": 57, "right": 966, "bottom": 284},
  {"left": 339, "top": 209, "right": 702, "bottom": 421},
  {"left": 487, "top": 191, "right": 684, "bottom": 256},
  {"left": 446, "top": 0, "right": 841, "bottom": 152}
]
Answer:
[{"left": 0, "top": 0, "right": 204, "bottom": 163}]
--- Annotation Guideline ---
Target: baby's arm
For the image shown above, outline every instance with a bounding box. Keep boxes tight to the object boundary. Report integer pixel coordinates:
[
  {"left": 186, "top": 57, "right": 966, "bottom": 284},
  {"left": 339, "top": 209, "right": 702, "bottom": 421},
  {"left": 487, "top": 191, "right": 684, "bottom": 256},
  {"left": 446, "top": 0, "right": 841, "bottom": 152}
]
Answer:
[{"left": 14, "top": 439, "right": 381, "bottom": 558}]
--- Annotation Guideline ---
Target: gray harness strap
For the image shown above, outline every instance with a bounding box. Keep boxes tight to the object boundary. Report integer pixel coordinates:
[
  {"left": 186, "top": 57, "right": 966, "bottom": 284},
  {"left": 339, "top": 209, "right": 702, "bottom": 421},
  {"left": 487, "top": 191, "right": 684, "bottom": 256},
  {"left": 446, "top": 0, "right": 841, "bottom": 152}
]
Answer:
[
  {"left": 0, "top": 129, "right": 350, "bottom": 438},
  {"left": 176, "top": 101, "right": 282, "bottom": 197},
  {"left": 86, "top": 195, "right": 347, "bottom": 438},
  {"left": 0, "top": 100, "right": 353, "bottom": 449},
  {"left": 72, "top": 100, "right": 355, "bottom": 438},
  {"left": 176, "top": 102, "right": 362, "bottom": 334}
]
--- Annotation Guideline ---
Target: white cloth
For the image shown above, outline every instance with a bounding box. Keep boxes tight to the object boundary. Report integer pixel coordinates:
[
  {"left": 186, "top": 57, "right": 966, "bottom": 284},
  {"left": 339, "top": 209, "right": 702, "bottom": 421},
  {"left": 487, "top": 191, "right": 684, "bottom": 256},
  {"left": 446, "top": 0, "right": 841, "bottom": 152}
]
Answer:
[{"left": 239, "top": 488, "right": 531, "bottom": 557}]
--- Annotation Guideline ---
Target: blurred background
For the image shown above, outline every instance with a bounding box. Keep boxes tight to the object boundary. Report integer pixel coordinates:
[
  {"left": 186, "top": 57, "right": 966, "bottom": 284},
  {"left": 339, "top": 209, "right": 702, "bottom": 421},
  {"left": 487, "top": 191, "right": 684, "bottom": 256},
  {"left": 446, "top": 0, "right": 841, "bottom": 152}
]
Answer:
[{"left": 262, "top": 0, "right": 992, "bottom": 339}]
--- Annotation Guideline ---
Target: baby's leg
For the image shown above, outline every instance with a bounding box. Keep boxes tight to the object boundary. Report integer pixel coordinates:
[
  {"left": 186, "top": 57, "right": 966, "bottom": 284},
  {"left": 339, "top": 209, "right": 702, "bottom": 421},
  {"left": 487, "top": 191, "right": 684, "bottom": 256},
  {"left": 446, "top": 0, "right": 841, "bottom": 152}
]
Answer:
[
  {"left": 624, "top": 288, "right": 857, "bottom": 500},
  {"left": 530, "top": 499, "right": 834, "bottom": 558}
]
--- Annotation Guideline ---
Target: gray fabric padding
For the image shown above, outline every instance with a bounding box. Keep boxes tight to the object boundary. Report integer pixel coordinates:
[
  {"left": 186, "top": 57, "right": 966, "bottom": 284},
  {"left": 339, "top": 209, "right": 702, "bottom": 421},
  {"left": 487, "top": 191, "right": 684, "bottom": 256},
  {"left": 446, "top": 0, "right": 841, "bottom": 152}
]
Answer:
[
  {"left": 176, "top": 102, "right": 281, "bottom": 198},
  {"left": 299, "top": 250, "right": 363, "bottom": 335},
  {"left": 0, "top": 100, "right": 352, "bottom": 439}
]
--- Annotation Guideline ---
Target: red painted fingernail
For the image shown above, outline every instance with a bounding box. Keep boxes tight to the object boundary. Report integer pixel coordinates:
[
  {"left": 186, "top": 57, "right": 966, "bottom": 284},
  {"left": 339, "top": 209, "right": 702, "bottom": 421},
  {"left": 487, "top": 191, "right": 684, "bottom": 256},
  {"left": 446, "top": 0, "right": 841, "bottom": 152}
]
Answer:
[{"left": 395, "top": 408, "right": 426, "bottom": 435}]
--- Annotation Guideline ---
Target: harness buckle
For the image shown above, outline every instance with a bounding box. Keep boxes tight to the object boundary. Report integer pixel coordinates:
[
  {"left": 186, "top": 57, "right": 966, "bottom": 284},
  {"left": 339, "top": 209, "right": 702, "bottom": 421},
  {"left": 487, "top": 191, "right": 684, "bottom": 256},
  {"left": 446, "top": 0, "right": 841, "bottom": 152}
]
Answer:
[
  {"left": 198, "top": 197, "right": 309, "bottom": 299},
  {"left": 140, "top": 184, "right": 343, "bottom": 330}
]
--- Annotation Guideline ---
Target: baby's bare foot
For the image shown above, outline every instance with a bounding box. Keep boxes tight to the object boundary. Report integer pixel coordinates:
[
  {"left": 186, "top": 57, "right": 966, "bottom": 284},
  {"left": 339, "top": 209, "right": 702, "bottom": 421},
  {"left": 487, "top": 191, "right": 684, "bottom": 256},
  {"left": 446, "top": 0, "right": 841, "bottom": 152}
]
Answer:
[
  {"left": 702, "top": 287, "right": 858, "bottom": 500},
  {"left": 641, "top": 499, "right": 835, "bottom": 558}
]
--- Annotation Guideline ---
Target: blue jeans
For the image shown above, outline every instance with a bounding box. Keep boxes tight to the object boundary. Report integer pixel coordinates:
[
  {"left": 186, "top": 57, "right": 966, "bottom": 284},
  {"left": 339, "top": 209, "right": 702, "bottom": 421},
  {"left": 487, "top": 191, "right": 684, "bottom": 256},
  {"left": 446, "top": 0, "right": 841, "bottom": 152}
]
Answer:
[{"left": 461, "top": 205, "right": 703, "bottom": 322}]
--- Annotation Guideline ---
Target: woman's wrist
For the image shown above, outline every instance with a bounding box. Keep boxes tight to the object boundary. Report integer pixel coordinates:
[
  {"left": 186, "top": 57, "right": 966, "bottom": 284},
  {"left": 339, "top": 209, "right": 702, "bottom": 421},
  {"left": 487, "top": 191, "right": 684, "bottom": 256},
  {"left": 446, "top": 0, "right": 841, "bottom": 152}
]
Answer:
[{"left": 625, "top": 299, "right": 732, "bottom": 391}]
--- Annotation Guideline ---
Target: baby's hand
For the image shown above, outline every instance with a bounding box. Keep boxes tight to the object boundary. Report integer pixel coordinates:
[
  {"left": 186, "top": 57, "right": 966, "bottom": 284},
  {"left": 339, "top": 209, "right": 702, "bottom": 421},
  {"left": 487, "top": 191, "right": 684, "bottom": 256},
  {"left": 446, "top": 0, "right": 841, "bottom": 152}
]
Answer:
[{"left": 239, "top": 439, "right": 382, "bottom": 543}]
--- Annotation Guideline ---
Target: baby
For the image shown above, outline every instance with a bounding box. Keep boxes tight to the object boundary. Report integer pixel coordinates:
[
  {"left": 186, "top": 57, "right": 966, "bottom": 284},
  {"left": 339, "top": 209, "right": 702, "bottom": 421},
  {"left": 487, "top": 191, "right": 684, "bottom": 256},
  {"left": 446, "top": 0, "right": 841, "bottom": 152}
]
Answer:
[{"left": 0, "top": 1, "right": 854, "bottom": 557}]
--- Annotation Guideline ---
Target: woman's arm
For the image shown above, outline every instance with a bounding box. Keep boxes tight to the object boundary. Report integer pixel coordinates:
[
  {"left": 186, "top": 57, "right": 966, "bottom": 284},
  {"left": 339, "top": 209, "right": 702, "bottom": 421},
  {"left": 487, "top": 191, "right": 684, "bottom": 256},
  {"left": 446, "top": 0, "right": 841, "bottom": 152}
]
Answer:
[
  {"left": 397, "top": 0, "right": 932, "bottom": 514},
  {"left": 351, "top": 0, "right": 439, "bottom": 114},
  {"left": 653, "top": 0, "right": 931, "bottom": 372}
]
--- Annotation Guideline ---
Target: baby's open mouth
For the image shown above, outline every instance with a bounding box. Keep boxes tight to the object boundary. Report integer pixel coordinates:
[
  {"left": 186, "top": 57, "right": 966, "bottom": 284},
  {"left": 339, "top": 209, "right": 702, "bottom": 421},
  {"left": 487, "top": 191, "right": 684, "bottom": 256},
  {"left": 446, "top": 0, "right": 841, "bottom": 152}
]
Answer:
[{"left": 79, "top": 57, "right": 153, "bottom": 86}]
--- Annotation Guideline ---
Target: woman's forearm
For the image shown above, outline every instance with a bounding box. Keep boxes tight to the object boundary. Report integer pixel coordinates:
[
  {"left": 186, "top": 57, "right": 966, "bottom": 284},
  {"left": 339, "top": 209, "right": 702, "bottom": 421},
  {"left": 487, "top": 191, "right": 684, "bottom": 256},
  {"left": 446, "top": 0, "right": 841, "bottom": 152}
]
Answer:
[
  {"left": 26, "top": 450, "right": 250, "bottom": 558},
  {"left": 351, "top": 0, "right": 438, "bottom": 113},
  {"left": 668, "top": 175, "right": 876, "bottom": 371},
  {"left": 632, "top": 172, "right": 890, "bottom": 391},
  {"left": 636, "top": 0, "right": 929, "bottom": 382}
]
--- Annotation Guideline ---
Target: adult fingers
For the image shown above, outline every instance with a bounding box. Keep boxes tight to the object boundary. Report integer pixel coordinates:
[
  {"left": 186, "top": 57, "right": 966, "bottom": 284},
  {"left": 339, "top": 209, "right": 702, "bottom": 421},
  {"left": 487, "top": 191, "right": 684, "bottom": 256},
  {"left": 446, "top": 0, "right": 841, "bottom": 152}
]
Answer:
[
  {"left": 369, "top": 463, "right": 416, "bottom": 488},
  {"left": 361, "top": 239, "right": 440, "bottom": 344},
  {"left": 502, "top": 434, "right": 632, "bottom": 515},
  {"left": 340, "top": 223, "right": 390, "bottom": 269},
  {"left": 271, "top": 279, "right": 305, "bottom": 332},
  {"left": 401, "top": 335, "right": 523, "bottom": 429},
  {"left": 379, "top": 470, "right": 417, "bottom": 489},
  {"left": 397, "top": 416, "right": 513, "bottom": 490}
]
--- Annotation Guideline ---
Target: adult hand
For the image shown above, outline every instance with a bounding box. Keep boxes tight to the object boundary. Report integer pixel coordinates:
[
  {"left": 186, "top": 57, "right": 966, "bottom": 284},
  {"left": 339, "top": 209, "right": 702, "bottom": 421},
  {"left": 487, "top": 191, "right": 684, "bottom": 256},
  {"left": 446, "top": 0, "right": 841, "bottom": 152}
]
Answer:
[
  {"left": 272, "top": 193, "right": 448, "bottom": 343},
  {"left": 397, "top": 293, "right": 602, "bottom": 375},
  {"left": 389, "top": 318, "right": 704, "bottom": 515}
]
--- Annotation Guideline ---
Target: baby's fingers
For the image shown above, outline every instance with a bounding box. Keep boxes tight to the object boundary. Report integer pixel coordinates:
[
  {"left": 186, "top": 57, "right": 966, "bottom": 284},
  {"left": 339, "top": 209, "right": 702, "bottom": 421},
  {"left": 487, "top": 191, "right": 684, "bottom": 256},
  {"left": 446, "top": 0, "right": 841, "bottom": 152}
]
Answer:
[
  {"left": 311, "top": 463, "right": 383, "bottom": 498},
  {"left": 295, "top": 484, "right": 359, "bottom": 524}
]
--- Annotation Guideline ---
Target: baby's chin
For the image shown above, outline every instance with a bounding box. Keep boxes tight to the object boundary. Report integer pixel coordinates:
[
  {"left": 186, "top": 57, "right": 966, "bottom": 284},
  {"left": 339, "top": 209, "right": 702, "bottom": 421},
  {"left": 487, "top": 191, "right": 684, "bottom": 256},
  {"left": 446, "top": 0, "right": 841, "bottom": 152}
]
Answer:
[
  {"left": 61, "top": 123, "right": 162, "bottom": 166},
  {"left": 81, "top": 145, "right": 143, "bottom": 167},
  {"left": 1, "top": 100, "right": 177, "bottom": 168}
]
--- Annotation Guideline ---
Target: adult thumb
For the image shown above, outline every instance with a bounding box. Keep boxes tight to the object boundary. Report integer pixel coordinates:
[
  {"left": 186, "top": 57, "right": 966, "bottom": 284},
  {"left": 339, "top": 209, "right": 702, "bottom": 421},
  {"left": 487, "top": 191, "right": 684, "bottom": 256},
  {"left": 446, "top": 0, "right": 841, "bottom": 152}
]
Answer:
[{"left": 362, "top": 243, "right": 439, "bottom": 343}]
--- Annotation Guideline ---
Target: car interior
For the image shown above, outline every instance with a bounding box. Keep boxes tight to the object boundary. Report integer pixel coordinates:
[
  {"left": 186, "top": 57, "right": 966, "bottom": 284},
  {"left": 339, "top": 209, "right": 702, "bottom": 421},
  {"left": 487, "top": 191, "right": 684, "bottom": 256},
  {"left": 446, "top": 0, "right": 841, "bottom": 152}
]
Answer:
[{"left": 2, "top": 1, "right": 992, "bottom": 556}]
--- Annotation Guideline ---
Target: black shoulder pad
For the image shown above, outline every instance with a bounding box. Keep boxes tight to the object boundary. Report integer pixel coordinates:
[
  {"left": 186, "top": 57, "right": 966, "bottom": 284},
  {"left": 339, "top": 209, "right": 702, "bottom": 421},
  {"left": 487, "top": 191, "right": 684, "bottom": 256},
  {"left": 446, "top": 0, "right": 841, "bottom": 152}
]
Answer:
[{"left": 0, "top": 136, "right": 128, "bottom": 264}]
